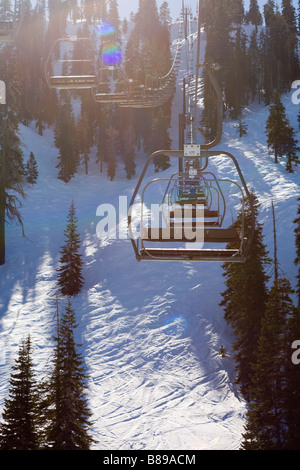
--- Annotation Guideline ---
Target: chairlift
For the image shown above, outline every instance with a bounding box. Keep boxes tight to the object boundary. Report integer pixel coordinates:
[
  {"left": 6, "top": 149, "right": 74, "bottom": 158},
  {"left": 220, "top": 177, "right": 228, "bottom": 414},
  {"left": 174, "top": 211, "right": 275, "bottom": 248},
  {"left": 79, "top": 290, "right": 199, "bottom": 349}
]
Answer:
[
  {"left": 128, "top": 147, "right": 255, "bottom": 262},
  {"left": 0, "top": 20, "right": 14, "bottom": 42},
  {"left": 116, "top": 72, "right": 176, "bottom": 109},
  {"left": 93, "top": 65, "right": 129, "bottom": 103},
  {"left": 45, "top": 37, "right": 97, "bottom": 90},
  {"left": 0, "top": 4, "right": 24, "bottom": 44}
]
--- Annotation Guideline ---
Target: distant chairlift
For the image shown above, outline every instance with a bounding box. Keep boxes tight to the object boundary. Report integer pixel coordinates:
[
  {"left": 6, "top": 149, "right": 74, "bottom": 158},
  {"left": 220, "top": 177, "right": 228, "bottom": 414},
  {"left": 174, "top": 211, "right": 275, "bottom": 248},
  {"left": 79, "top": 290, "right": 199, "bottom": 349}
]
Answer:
[
  {"left": 0, "top": 5, "right": 24, "bottom": 44},
  {"left": 94, "top": 73, "right": 176, "bottom": 108},
  {"left": 0, "top": 20, "right": 14, "bottom": 42},
  {"left": 116, "top": 73, "right": 176, "bottom": 109},
  {"left": 93, "top": 43, "right": 177, "bottom": 108},
  {"left": 45, "top": 37, "right": 97, "bottom": 90},
  {"left": 93, "top": 66, "right": 135, "bottom": 104}
]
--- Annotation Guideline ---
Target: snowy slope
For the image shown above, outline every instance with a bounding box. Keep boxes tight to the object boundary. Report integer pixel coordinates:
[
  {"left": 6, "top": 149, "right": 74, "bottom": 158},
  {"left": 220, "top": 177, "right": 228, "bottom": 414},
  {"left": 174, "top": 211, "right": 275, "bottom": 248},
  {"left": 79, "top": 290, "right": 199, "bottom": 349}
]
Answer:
[{"left": 0, "top": 20, "right": 299, "bottom": 451}]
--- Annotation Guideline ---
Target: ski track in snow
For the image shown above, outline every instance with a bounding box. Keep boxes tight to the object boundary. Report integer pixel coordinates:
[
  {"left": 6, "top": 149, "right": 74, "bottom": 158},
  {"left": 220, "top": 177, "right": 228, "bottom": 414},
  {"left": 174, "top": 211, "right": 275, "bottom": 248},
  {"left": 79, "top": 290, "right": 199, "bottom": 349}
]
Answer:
[{"left": 0, "top": 19, "right": 299, "bottom": 450}]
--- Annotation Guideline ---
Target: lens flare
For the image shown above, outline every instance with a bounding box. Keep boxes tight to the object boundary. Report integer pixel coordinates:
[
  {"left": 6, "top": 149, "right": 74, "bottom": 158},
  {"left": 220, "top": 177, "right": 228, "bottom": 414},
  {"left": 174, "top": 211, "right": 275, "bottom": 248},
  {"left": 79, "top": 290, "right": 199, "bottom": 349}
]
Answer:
[
  {"left": 98, "top": 19, "right": 115, "bottom": 37},
  {"left": 102, "top": 42, "right": 122, "bottom": 66}
]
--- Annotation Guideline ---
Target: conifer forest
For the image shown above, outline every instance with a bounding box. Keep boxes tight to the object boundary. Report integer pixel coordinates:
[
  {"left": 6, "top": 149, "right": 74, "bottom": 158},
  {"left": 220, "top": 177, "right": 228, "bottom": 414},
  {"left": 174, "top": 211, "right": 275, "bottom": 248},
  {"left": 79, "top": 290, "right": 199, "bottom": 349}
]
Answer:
[{"left": 0, "top": 0, "right": 300, "bottom": 454}]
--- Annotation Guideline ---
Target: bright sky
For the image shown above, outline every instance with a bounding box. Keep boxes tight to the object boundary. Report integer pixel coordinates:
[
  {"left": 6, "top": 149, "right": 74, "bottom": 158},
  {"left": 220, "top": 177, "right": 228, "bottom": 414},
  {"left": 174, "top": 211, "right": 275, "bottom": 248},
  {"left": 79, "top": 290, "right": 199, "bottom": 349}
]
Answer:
[
  {"left": 117, "top": 0, "right": 298, "bottom": 20},
  {"left": 117, "top": 0, "right": 199, "bottom": 20}
]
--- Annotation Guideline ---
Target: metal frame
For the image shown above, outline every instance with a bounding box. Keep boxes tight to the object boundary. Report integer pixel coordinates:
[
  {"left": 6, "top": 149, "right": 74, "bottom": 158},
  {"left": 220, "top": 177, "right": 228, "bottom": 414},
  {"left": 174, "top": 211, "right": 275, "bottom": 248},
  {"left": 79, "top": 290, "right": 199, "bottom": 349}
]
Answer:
[
  {"left": 45, "top": 37, "right": 97, "bottom": 90},
  {"left": 0, "top": 2, "right": 24, "bottom": 44},
  {"left": 161, "top": 170, "right": 227, "bottom": 228},
  {"left": 0, "top": 20, "right": 14, "bottom": 42},
  {"left": 128, "top": 149, "right": 255, "bottom": 262}
]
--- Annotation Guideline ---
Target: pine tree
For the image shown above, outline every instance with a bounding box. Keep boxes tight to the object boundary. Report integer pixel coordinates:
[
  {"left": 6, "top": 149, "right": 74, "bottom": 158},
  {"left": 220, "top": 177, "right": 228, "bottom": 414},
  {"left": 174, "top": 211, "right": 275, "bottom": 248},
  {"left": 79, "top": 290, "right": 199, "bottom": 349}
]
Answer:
[
  {"left": 241, "top": 203, "right": 296, "bottom": 450},
  {"left": 202, "top": 0, "right": 231, "bottom": 66},
  {"left": 0, "top": 336, "right": 39, "bottom": 450},
  {"left": 285, "top": 140, "right": 299, "bottom": 173},
  {"left": 123, "top": 0, "right": 173, "bottom": 165},
  {"left": 0, "top": 45, "right": 26, "bottom": 266},
  {"left": 285, "top": 302, "right": 300, "bottom": 449},
  {"left": 235, "top": 118, "right": 248, "bottom": 137},
  {"left": 144, "top": 106, "right": 171, "bottom": 172},
  {"left": 82, "top": 0, "right": 95, "bottom": 23},
  {"left": 263, "top": 0, "right": 276, "bottom": 28},
  {"left": 281, "top": 0, "right": 299, "bottom": 84},
  {"left": 76, "top": 110, "right": 92, "bottom": 175},
  {"left": 220, "top": 194, "right": 271, "bottom": 399},
  {"left": 44, "top": 300, "right": 94, "bottom": 449},
  {"left": 201, "top": 65, "right": 221, "bottom": 142},
  {"left": 261, "top": 2, "right": 298, "bottom": 96},
  {"left": 46, "top": 0, "right": 67, "bottom": 52},
  {"left": 15, "top": 0, "right": 49, "bottom": 129},
  {"left": 201, "top": 0, "right": 231, "bottom": 134},
  {"left": 227, "top": 0, "right": 245, "bottom": 25},
  {"left": 159, "top": 1, "right": 172, "bottom": 27},
  {"left": 105, "top": 124, "right": 119, "bottom": 181},
  {"left": 55, "top": 92, "right": 79, "bottom": 182},
  {"left": 25, "top": 151, "right": 38, "bottom": 185},
  {"left": 246, "top": 29, "right": 262, "bottom": 103},
  {"left": 125, "top": 0, "right": 172, "bottom": 78},
  {"left": 266, "top": 92, "right": 298, "bottom": 167},
  {"left": 95, "top": 0, "right": 106, "bottom": 21},
  {"left": 225, "top": 25, "right": 248, "bottom": 119},
  {"left": 245, "top": 0, "right": 262, "bottom": 31},
  {"left": 294, "top": 198, "right": 300, "bottom": 307},
  {"left": 241, "top": 277, "right": 294, "bottom": 449},
  {"left": 107, "top": 0, "right": 121, "bottom": 44},
  {"left": 121, "top": 125, "right": 136, "bottom": 180},
  {"left": 57, "top": 201, "right": 84, "bottom": 297}
]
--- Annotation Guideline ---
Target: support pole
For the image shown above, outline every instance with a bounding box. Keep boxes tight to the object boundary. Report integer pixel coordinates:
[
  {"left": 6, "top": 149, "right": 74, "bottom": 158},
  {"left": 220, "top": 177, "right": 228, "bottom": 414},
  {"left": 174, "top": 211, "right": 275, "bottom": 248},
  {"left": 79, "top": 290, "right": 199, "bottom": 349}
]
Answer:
[
  {"left": 0, "top": 114, "right": 6, "bottom": 266},
  {"left": 194, "top": 0, "right": 201, "bottom": 125},
  {"left": 179, "top": 78, "right": 186, "bottom": 173}
]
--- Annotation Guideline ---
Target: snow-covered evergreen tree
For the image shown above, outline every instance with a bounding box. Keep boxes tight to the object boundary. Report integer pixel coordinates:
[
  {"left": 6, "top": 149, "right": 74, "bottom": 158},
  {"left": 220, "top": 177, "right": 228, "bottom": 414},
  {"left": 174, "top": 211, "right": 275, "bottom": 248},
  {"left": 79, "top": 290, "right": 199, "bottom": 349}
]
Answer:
[
  {"left": 55, "top": 92, "right": 79, "bottom": 183},
  {"left": 220, "top": 194, "right": 271, "bottom": 399},
  {"left": 57, "top": 201, "right": 84, "bottom": 297},
  {"left": 0, "top": 336, "right": 39, "bottom": 450},
  {"left": 121, "top": 125, "right": 136, "bottom": 180},
  {"left": 44, "top": 300, "right": 94, "bottom": 449},
  {"left": 265, "top": 92, "right": 298, "bottom": 169},
  {"left": 294, "top": 198, "right": 300, "bottom": 307},
  {"left": 25, "top": 151, "right": 38, "bottom": 185},
  {"left": 245, "top": 0, "right": 262, "bottom": 30},
  {"left": 0, "top": 45, "right": 25, "bottom": 265},
  {"left": 285, "top": 299, "right": 300, "bottom": 449},
  {"left": 241, "top": 277, "right": 295, "bottom": 450},
  {"left": 105, "top": 124, "right": 119, "bottom": 181}
]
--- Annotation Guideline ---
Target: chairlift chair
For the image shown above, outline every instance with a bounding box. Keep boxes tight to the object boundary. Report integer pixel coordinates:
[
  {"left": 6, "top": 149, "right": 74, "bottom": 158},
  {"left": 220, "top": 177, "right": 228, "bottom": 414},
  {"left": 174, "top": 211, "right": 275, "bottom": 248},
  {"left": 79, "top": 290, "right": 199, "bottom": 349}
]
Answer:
[
  {"left": 45, "top": 37, "right": 97, "bottom": 90},
  {"left": 93, "top": 65, "right": 129, "bottom": 103},
  {"left": 128, "top": 149, "right": 255, "bottom": 263},
  {"left": 0, "top": 4, "right": 24, "bottom": 44},
  {"left": 0, "top": 20, "right": 14, "bottom": 42}
]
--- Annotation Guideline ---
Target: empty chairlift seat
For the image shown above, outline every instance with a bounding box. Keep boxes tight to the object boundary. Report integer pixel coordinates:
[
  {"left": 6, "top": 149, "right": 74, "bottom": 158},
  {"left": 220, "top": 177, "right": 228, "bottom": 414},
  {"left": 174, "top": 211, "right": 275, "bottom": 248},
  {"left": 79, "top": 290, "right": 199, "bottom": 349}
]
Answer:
[
  {"left": 48, "top": 75, "right": 97, "bottom": 89},
  {"left": 45, "top": 37, "right": 97, "bottom": 90},
  {"left": 128, "top": 149, "right": 255, "bottom": 263}
]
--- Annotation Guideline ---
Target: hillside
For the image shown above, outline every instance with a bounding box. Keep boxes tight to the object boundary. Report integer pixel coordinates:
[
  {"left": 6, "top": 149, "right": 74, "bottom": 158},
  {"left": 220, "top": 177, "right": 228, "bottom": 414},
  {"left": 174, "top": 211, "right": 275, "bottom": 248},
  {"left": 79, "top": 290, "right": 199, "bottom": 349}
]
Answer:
[{"left": 0, "top": 17, "right": 299, "bottom": 450}]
